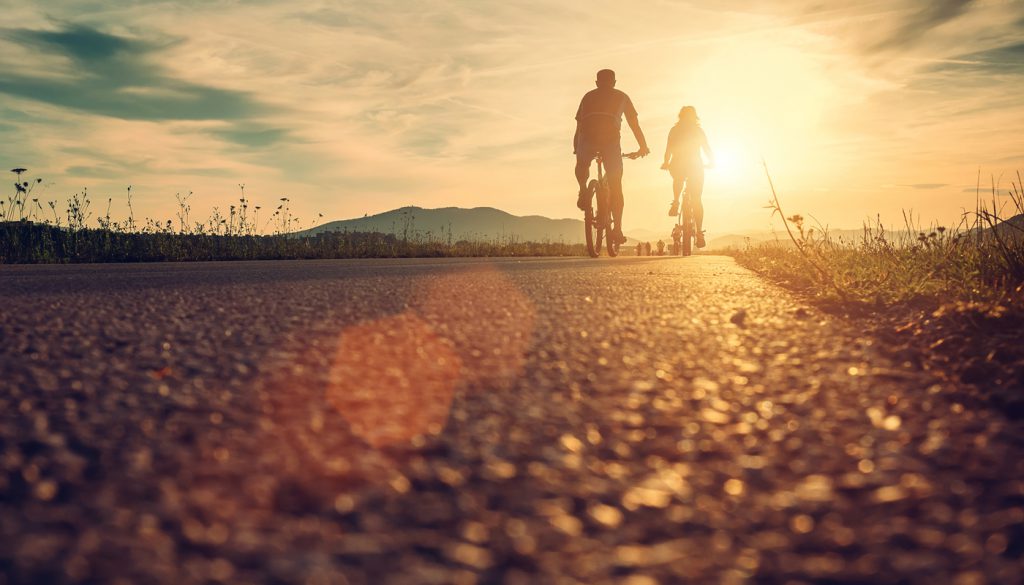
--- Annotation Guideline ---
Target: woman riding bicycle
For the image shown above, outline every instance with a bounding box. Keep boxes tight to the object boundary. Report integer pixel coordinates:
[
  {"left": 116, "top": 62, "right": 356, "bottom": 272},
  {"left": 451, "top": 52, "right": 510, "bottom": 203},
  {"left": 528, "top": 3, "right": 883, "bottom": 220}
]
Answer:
[{"left": 662, "top": 106, "right": 714, "bottom": 248}]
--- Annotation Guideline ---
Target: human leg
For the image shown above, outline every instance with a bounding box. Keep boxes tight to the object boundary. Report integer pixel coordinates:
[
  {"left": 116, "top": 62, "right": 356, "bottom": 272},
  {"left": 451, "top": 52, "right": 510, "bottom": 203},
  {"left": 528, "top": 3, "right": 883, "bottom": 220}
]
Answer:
[
  {"left": 669, "top": 168, "right": 684, "bottom": 216},
  {"left": 609, "top": 172, "right": 624, "bottom": 238},
  {"left": 601, "top": 143, "right": 625, "bottom": 242},
  {"left": 689, "top": 168, "right": 706, "bottom": 247},
  {"left": 575, "top": 156, "right": 592, "bottom": 210},
  {"left": 689, "top": 168, "right": 705, "bottom": 232}
]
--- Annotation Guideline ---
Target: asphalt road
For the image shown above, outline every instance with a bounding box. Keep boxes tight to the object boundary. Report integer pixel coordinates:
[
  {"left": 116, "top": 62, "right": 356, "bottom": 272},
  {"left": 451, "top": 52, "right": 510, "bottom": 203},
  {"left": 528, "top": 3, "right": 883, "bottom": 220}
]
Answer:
[{"left": 1, "top": 256, "right": 1022, "bottom": 584}]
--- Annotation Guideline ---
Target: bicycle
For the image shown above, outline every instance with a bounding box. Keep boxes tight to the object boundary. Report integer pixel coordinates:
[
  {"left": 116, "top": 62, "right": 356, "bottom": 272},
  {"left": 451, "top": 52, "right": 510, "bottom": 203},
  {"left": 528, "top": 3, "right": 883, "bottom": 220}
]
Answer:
[
  {"left": 667, "top": 162, "right": 712, "bottom": 256},
  {"left": 583, "top": 150, "right": 642, "bottom": 258},
  {"left": 675, "top": 187, "right": 696, "bottom": 256}
]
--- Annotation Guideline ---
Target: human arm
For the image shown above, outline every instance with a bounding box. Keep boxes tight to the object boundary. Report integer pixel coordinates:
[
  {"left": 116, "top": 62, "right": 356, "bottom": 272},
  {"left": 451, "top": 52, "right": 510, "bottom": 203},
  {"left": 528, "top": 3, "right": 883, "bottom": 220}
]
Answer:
[
  {"left": 622, "top": 95, "right": 649, "bottom": 157},
  {"left": 625, "top": 113, "right": 649, "bottom": 157}
]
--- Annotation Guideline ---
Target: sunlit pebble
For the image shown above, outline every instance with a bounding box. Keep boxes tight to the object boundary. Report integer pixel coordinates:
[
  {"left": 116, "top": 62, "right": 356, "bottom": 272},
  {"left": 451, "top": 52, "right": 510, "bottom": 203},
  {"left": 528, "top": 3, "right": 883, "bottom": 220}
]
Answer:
[
  {"left": 724, "top": 479, "right": 745, "bottom": 496},
  {"left": 333, "top": 494, "right": 356, "bottom": 514},
  {"left": 739, "top": 455, "right": 766, "bottom": 469},
  {"left": 437, "top": 465, "right": 466, "bottom": 487},
  {"left": 505, "top": 518, "right": 528, "bottom": 538},
  {"left": 952, "top": 571, "right": 986, "bottom": 585},
  {"left": 622, "top": 486, "right": 672, "bottom": 510},
  {"left": 858, "top": 459, "right": 875, "bottom": 473},
  {"left": 631, "top": 380, "right": 655, "bottom": 392},
  {"left": 614, "top": 540, "right": 687, "bottom": 567},
  {"left": 622, "top": 576, "right": 659, "bottom": 585},
  {"left": 872, "top": 485, "right": 909, "bottom": 503},
  {"left": 790, "top": 514, "right": 815, "bottom": 534},
  {"left": 550, "top": 513, "right": 583, "bottom": 537},
  {"left": 588, "top": 503, "right": 624, "bottom": 528},
  {"left": 883, "top": 415, "right": 902, "bottom": 431},
  {"left": 388, "top": 474, "right": 411, "bottom": 494},
  {"left": 445, "top": 542, "right": 494, "bottom": 571},
  {"left": 900, "top": 473, "right": 933, "bottom": 496},
  {"left": 207, "top": 522, "right": 229, "bottom": 545},
  {"left": 701, "top": 408, "right": 730, "bottom": 424},
  {"left": 794, "top": 475, "right": 834, "bottom": 502},
  {"left": 484, "top": 459, "right": 517, "bottom": 480},
  {"left": 986, "top": 532, "right": 1009, "bottom": 554},
  {"left": 460, "top": 521, "right": 489, "bottom": 544},
  {"left": 33, "top": 479, "right": 58, "bottom": 501},
  {"left": 560, "top": 434, "right": 584, "bottom": 453}
]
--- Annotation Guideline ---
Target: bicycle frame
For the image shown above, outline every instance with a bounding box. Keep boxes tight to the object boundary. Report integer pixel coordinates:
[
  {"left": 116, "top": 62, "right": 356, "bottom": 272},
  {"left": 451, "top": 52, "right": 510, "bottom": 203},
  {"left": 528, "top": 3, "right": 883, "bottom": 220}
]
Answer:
[{"left": 583, "top": 151, "right": 641, "bottom": 258}]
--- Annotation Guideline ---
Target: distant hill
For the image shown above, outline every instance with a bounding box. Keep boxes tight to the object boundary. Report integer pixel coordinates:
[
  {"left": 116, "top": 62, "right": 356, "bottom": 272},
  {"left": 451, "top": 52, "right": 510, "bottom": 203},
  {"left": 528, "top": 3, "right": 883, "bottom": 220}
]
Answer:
[
  {"left": 986, "top": 213, "right": 1024, "bottom": 241},
  {"left": 306, "top": 206, "right": 584, "bottom": 244},
  {"left": 306, "top": 206, "right": 661, "bottom": 245}
]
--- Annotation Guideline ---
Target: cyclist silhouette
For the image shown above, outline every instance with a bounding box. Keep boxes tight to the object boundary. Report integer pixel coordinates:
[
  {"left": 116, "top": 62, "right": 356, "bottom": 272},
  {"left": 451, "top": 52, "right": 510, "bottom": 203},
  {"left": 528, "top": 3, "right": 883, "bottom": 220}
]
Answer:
[
  {"left": 662, "top": 106, "right": 714, "bottom": 248},
  {"left": 574, "top": 69, "right": 650, "bottom": 244}
]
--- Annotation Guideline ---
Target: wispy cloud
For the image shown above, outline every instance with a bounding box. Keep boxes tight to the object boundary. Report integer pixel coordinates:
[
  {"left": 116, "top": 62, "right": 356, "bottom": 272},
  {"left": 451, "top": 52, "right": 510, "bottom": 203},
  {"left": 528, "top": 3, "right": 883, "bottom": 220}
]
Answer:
[
  {"left": 0, "top": 24, "right": 268, "bottom": 122},
  {"left": 0, "top": 0, "right": 1020, "bottom": 231}
]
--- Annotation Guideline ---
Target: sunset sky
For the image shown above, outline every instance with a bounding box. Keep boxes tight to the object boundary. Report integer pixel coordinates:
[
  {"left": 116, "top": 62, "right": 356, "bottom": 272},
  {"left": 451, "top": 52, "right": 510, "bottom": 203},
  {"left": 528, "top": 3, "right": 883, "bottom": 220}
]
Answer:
[{"left": 1, "top": 0, "right": 1022, "bottom": 235}]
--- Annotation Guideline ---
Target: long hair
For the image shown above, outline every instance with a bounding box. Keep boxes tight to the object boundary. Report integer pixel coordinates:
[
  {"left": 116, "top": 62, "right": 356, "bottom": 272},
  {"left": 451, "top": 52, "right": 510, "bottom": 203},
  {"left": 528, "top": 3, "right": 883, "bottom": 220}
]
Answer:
[{"left": 677, "top": 106, "right": 699, "bottom": 127}]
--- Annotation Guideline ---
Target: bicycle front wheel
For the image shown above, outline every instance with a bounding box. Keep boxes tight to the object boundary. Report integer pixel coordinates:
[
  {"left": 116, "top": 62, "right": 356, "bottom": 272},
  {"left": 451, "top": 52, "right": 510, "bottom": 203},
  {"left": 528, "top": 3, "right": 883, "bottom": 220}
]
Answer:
[
  {"left": 606, "top": 221, "right": 620, "bottom": 257},
  {"left": 583, "top": 180, "right": 600, "bottom": 258},
  {"left": 682, "top": 213, "right": 693, "bottom": 257}
]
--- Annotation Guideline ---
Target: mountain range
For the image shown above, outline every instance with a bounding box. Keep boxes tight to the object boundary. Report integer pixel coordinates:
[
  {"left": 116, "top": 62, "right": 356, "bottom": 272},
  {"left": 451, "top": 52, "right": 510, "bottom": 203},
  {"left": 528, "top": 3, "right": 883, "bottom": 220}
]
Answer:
[
  {"left": 308, "top": 205, "right": 745, "bottom": 247},
  {"left": 306, "top": 206, "right": 1024, "bottom": 249},
  {"left": 307, "top": 206, "right": 602, "bottom": 245}
]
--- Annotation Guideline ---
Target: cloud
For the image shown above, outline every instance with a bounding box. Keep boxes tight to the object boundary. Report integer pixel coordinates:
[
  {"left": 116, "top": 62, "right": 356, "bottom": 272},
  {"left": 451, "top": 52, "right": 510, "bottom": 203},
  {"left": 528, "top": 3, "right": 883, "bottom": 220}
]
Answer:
[
  {"left": 209, "top": 126, "right": 291, "bottom": 148},
  {"left": 900, "top": 183, "right": 949, "bottom": 190},
  {"left": 0, "top": 24, "right": 269, "bottom": 124},
  {"left": 870, "top": 0, "right": 974, "bottom": 52},
  {"left": 0, "top": 0, "right": 1021, "bottom": 233},
  {"left": 939, "top": 41, "right": 1024, "bottom": 76}
]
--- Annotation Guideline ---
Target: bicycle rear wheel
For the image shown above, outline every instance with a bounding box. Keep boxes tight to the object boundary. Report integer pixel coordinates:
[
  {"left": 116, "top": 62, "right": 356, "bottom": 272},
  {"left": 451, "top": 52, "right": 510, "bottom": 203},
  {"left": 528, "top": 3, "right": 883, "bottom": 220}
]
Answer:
[
  {"left": 583, "top": 180, "right": 600, "bottom": 258},
  {"left": 606, "top": 221, "right": 620, "bottom": 257},
  {"left": 682, "top": 207, "right": 693, "bottom": 256}
]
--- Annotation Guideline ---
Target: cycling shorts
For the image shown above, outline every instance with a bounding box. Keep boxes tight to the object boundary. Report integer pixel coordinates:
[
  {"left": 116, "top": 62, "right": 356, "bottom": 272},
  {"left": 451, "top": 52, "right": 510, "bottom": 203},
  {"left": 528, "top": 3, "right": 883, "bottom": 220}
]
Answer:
[{"left": 575, "top": 136, "right": 623, "bottom": 178}]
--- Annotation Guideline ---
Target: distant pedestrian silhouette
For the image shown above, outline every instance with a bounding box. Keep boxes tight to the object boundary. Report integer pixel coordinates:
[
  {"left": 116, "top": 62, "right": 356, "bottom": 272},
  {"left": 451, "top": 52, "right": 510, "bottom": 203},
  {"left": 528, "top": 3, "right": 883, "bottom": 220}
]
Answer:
[
  {"left": 574, "top": 69, "right": 650, "bottom": 244},
  {"left": 662, "top": 106, "right": 714, "bottom": 249}
]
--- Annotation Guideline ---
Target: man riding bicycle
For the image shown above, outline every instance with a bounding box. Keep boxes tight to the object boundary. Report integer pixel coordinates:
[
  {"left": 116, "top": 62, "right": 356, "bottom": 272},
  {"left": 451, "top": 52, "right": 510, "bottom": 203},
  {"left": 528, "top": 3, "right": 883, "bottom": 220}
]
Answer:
[{"left": 574, "top": 69, "right": 649, "bottom": 244}]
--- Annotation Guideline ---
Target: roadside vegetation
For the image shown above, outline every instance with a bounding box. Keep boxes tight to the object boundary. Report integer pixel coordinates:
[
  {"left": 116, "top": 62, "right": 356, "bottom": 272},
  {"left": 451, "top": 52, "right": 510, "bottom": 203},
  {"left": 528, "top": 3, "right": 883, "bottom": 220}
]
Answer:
[
  {"left": 0, "top": 169, "right": 585, "bottom": 263},
  {"left": 734, "top": 168, "right": 1024, "bottom": 311},
  {"left": 732, "top": 168, "right": 1024, "bottom": 414}
]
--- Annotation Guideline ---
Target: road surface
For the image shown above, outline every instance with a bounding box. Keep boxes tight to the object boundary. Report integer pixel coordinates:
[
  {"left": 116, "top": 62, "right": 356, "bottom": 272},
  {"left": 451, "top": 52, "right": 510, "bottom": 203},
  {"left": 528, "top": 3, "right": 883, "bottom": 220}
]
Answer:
[{"left": 1, "top": 256, "right": 1022, "bottom": 584}]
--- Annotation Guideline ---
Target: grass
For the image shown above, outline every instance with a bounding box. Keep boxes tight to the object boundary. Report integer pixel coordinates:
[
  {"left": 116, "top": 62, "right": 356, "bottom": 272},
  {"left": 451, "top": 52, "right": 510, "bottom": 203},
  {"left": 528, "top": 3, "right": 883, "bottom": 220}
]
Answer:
[
  {"left": 1, "top": 169, "right": 586, "bottom": 263},
  {"left": 731, "top": 166, "right": 1024, "bottom": 312}
]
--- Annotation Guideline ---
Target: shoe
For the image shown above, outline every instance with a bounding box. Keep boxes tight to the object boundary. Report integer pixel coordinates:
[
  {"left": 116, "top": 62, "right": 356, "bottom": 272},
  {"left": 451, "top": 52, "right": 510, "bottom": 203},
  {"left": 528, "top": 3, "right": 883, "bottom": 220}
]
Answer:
[
  {"left": 668, "top": 200, "right": 679, "bottom": 216},
  {"left": 696, "top": 231, "right": 706, "bottom": 249},
  {"left": 613, "top": 228, "right": 627, "bottom": 244},
  {"left": 576, "top": 188, "right": 589, "bottom": 211}
]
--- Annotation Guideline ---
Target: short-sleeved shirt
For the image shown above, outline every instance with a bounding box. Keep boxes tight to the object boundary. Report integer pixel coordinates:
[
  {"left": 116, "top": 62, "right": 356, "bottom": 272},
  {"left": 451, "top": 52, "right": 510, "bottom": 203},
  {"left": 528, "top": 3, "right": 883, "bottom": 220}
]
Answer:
[
  {"left": 575, "top": 88, "right": 637, "bottom": 146},
  {"left": 666, "top": 123, "right": 708, "bottom": 168}
]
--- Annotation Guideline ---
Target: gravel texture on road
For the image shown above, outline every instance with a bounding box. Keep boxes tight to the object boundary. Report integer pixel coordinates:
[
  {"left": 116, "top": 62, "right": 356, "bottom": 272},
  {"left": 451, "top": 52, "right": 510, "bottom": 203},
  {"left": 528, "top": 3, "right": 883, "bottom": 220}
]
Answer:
[{"left": 1, "top": 256, "right": 1022, "bottom": 584}]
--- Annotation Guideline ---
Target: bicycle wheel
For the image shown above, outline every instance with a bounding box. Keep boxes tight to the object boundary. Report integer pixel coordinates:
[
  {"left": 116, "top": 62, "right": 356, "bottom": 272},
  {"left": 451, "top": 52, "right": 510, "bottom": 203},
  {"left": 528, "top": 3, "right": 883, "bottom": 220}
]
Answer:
[
  {"left": 605, "top": 217, "right": 620, "bottom": 257},
  {"left": 583, "top": 180, "right": 600, "bottom": 258},
  {"left": 682, "top": 205, "right": 693, "bottom": 257},
  {"left": 593, "top": 181, "right": 616, "bottom": 257}
]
